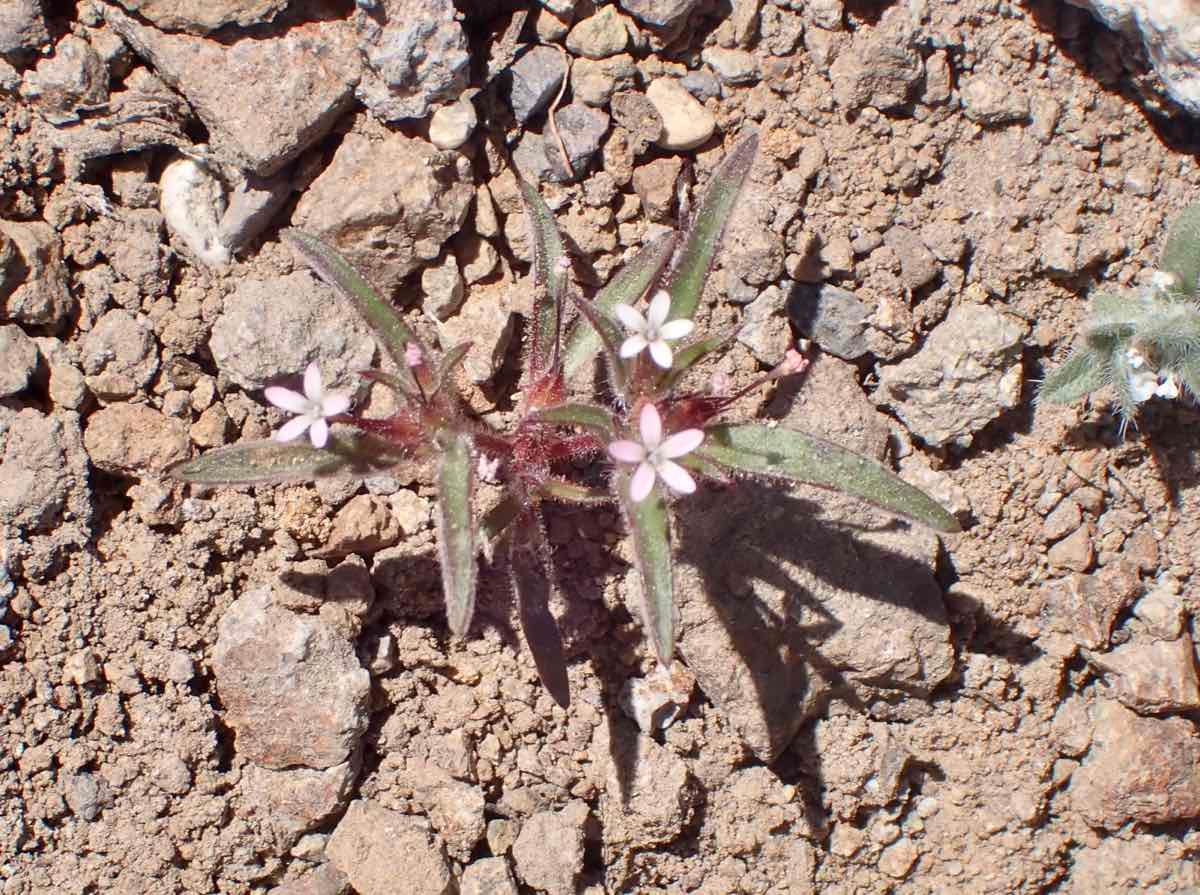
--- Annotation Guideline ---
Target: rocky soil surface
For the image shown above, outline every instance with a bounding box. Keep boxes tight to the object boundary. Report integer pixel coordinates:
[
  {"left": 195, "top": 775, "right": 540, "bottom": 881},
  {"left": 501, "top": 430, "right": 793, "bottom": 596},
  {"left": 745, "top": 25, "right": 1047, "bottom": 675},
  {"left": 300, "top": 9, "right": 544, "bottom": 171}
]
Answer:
[{"left": 3, "top": 0, "right": 1200, "bottom": 892}]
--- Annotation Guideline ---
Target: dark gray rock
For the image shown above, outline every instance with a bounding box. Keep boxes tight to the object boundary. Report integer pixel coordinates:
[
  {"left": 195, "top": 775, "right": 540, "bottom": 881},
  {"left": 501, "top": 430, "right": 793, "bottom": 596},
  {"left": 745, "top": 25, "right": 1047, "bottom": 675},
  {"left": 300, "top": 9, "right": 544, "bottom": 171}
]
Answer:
[
  {"left": 506, "top": 45, "right": 568, "bottom": 124},
  {"left": 788, "top": 283, "right": 870, "bottom": 360}
]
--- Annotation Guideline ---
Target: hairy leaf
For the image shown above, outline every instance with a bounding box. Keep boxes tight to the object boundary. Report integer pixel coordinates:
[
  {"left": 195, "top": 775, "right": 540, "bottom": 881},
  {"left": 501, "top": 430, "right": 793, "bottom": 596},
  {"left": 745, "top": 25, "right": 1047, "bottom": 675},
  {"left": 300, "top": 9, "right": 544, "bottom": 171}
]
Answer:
[
  {"left": 479, "top": 494, "right": 522, "bottom": 560},
  {"left": 1159, "top": 203, "right": 1200, "bottom": 299},
  {"left": 1040, "top": 348, "right": 1106, "bottom": 405},
  {"left": 539, "top": 478, "right": 612, "bottom": 504},
  {"left": 533, "top": 402, "right": 616, "bottom": 438},
  {"left": 699, "top": 424, "right": 960, "bottom": 533},
  {"left": 437, "top": 432, "right": 477, "bottom": 636},
  {"left": 1106, "top": 343, "right": 1140, "bottom": 423},
  {"left": 433, "top": 342, "right": 471, "bottom": 395},
  {"left": 168, "top": 433, "right": 409, "bottom": 485},
  {"left": 566, "top": 290, "right": 627, "bottom": 392},
  {"left": 618, "top": 471, "right": 676, "bottom": 665},
  {"left": 520, "top": 179, "right": 567, "bottom": 373},
  {"left": 662, "top": 333, "right": 732, "bottom": 389},
  {"left": 563, "top": 233, "right": 676, "bottom": 379},
  {"left": 283, "top": 230, "right": 424, "bottom": 390},
  {"left": 510, "top": 518, "right": 570, "bottom": 707},
  {"left": 666, "top": 133, "right": 758, "bottom": 321}
]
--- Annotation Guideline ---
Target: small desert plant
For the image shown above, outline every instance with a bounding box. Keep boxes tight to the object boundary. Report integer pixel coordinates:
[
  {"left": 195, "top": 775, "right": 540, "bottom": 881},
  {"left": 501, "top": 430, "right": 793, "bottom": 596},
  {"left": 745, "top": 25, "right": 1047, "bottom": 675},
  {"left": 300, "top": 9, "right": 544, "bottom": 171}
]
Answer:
[
  {"left": 1041, "top": 203, "right": 1200, "bottom": 425},
  {"left": 171, "top": 134, "right": 957, "bottom": 701}
]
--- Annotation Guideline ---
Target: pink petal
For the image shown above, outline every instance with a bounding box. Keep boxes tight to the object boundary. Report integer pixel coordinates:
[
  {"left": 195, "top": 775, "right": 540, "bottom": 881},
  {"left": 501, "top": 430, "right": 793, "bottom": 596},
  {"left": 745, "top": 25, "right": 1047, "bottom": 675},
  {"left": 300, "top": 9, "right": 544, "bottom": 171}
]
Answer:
[
  {"left": 657, "top": 460, "right": 696, "bottom": 495},
  {"left": 309, "top": 417, "right": 330, "bottom": 449},
  {"left": 630, "top": 462, "right": 656, "bottom": 502},
  {"left": 659, "top": 428, "right": 704, "bottom": 459},
  {"left": 321, "top": 392, "right": 351, "bottom": 416},
  {"left": 303, "top": 362, "right": 324, "bottom": 402},
  {"left": 620, "top": 335, "right": 648, "bottom": 358},
  {"left": 648, "top": 339, "right": 674, "bottom": 369},
  {"left": 275, "top": 415, "right": 312, "bottom": 443},
  {"left": 647, "top": 290, "right": 672, "bottom": 328},
  {"left": 614, "top": 304, "right": 646, "bottom": 331},
  {"left": 264, "top": 386, "right": 311, "bottom": 415},
  {"left": 608, "top": 440, "right": 646, "bottom": 463},
  {"left": 659, "top": 319, "right": 694, "bottom": 341},
  {"left": 638, "top": 403, "right": 662, "bottom": 447}
]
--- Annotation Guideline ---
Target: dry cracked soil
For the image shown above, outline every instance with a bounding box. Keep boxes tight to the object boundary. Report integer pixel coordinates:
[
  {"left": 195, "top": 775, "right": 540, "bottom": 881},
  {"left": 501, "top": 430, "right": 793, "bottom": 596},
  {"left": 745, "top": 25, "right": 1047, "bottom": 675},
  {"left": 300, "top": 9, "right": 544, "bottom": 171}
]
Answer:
[{"left": 3, "top": 0, "right": 1200, "bottom": 893}]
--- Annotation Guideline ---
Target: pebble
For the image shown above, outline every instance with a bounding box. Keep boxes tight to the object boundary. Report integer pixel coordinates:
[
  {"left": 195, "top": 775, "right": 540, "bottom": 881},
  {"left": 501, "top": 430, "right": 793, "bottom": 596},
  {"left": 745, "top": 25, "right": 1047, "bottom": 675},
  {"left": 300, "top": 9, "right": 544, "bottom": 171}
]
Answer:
[
  {"left": 961, "top": 74, "right": 1031, "bottom": 125},
  {"left": 512, "top": 801, "right": 590, "bottom": 895},
  {"left": 461, "top": 858, "right": 519, "bottom": 895},
  {"left": 324, "top": 494, "right": 403, "bottom": 557},
  {"left": 787, "top": 283, "right": 870, "bottom": 361},
  {"left": 458, "top": 236, "right": 499, "bottom": 285},
  {"left": 422, "top": 253, "right": 466, "bottom": 321},
  {"left": 736, "top": 284, "right": 791, "bottom": 365},
  {"left": 829, "top": 32, "right": 922, "bottom": 110},
  {"left": 242, "top": 761, "right": 357, "bottom": 836},
  {"left": 327, "top": 800, "right": 454, "bottom": 895},
  {"left": 80, "top": 309, "right": 159, "bottom": 400},
  {"left": 611, "top": 91, "right": 664, "bottom": 154},
  {"left": 1047, "top": 525, "right": 1094, "bottom": 572},
  {"left": 702, "top": 46, "right": 759, "bottom": 84},
  {"left": 619, "top": 0, "right": 701, "bottom": 30},
  {"left": 566, "top": 6, "right": 631, "bottom": 59},
  {"left": 506, "top": 45, "right": 568, "bottom": 123},
  {"left": 645, "top": 78, "right": 715, "bottom": 151},
  {"left": 0, "top": 325, "right": 38, "bottom": 397},
  {"left": 618, "top": 662, "right": 695, "bottom": 733},
  {"left": 0, "top": 220, "right": 75, "bottom": 328},
  {"left": 83, "top": 404, "right": 189, "bottom": 475},
  {"left": 428, "top": 98, "right": 477, "bottom": 150},
  {"left": 631, "top": 155, "right": 680, "bottom": 220},
  {"left": 0, "top": 0, "right": 48, "bottom": 60},
  {"left": 100, "top": 0, "right": 288, "bottom": 34}
]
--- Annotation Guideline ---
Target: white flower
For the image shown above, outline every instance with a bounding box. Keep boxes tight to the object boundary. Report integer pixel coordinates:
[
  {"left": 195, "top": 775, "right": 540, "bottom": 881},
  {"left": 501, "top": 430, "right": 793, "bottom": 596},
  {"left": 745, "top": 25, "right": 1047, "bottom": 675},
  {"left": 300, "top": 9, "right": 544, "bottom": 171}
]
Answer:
[
  {"left": 1125, "top": 347, "right": 1181, "bottom": 403},
  {"left": 615, "top": 290, "right": 695, "bottom": 369},
  {"left": 264, "top": 362, "right": 351, "bottom": 449},
  {"left": 608, "top": 404, "right": 704, "bottom": 503},
  {"left": 1151, "top": 270, "right": 1180, "bottom": 292}
]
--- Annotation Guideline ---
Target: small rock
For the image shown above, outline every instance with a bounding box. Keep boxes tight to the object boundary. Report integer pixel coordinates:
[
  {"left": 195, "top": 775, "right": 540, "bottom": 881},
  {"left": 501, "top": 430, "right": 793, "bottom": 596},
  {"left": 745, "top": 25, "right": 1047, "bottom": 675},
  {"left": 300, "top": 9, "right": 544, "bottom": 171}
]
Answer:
[
  {"left": 0, "top": 325, "right": 38, "bottom": 397},
  {"left": 961, "top": 74, "right": 1031, "bottom": 125},
  {"left": 0, "top": 0, "right": 48, "bottom": 61},
  {"left": 512, "top": 801, "right": 590, "bottom": 895},
  {"left": 208, "top": 271, "right": 377, "bottom": 392},
  {"left": 618, "top": 662, "right": 695, "bottom": 734},
  {"left": 618, "top": 0, "right": 700, "bottom": 30},
  {"left": 599, "top": 730, "right": 695, "bottom": 849},
  {"left": 727, "top": 224, "right": 785, "bottom": 287},
  {"left": 506, "top": 45, "right": 568, "bottom": 124},
  {"left": 34, "top": 337, "right": 86, "bottom": 410},
  {"left": 874, "top": 304, "right": 1025, "bottom": 448},
  {"left": 702, "top": 46, "right": 759, "bottom": 84},
  {"left": 645, "top": 78, "right": 715, "bottom": 151},
  {"left": 1045, "top": 564, "right": 1141, "bottom": 651},
  {"left": 212, "top": 588, "right": 370, "bottom": 769},
  {"left": 0, "top": 220, "right": 75, "bottom": 329},
  {"left": 487, "top": 818, "right": 517, "bottom": 856},
  {"left": 571, "top": 54, "right": 638, "bottom": 107},
  {"left": 324, "top": 495, "right": 403, "bottom": 557},
  {"left": 422, "top": 254, "right": 466, "bottom": 321},
  {"left": 461, "top": 858, "right": 519, "bottom": 895},
  {"left": 548, "top": 103, "right": 611, "bottom": 181},
  {"left": 242, "top": 761, "right": 358, "bottom": 837},
  {"left": 631, "top": 156, "right": 681, "bottom": 220},
  {"left": 105, "top": 6, "right": 360, "bottom": 175},
  {"left": 437, "top": 282, "right": 517, "bottom": 383},
  {"left": 293, "top": 131, "right": 473, "bottom": 293},
  {"left": 327, "top": 800, "right": 454, "bottom": 895},
  {"left": 1071, "top": 698, "right": 1200, "bottom": 829},
  {"left": 919, "top": 221, "right": 969, "bottom": 264},
  {"left": 0, "top": 407, "right": 90, "bottom": 533},
  {"left": 190, "top": 403, "right": 232, "bottom": 448},
  {"left": 268, "top": 864, "right": 349, "bottom": 895},
  {"left": 80, "top": 309, "right": 159, "bottom": 400},
  {"left": 566, "top": 6, "right": 630, "bottom": 59},
  {"left": 109, "top": 0, "right": 289, "bottom": 34},
  {"left": 63, "top": 771, "right": 103, "bottom": 822},
  {"left": 355, "top": 0, "right": 469, "bottom": 123},
  {"left": 459, "top": 237, "right": 498, "bottom": 285},
  {"left": 787, "top": 283, "right": 870, "bottom": 361},
  {"left": 884, "top": 226, "right": 939, "bottom": 291},
  {"left": 736, "top": 284, "right": 791, "bottom": 365},
  {"left": 878, "top": 838, "right": 919, "bottom": 879},
  {"left": 611, "top": 91, "right": 664, "bottom": 154},
  {"left": 406, "top": 769, "right": 486, "bottom": 861},
  {"left": 1047, "top": 525, "right": 1094, "bottom": 572},
  {"left": 1042, "top": 499, "right": 1083, "bottom": 542},
  {"left": 23, "top": 34, "right": 107, "bottom": 123},
  {"left": 830, "top": 33, "right": 922, "bottom": 110},
  {"left": 84, "top": 404, "right": 189, "bottom": 475},
  {"left": 428, "top": 99, "right": 477, "bottom": 150},
  {"left": 1089, "top": 634, "right": 1200, "bottom": 715}
]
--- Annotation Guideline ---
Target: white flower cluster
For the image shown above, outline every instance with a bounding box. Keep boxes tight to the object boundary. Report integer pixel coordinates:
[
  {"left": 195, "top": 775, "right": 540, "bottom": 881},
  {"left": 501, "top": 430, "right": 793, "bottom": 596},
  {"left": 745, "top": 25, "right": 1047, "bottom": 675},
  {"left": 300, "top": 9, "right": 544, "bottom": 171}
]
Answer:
[{"left": 1126, "top": 347, "right": 1179, "bottom": 403}]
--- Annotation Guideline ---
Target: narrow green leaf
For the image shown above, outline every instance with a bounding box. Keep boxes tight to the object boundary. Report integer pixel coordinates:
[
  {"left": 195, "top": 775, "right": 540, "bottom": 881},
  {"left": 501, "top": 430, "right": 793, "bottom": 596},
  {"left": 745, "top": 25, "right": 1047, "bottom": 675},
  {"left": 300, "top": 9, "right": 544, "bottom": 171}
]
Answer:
[
  {"left": 617, "top": 471, "right": 676, "bottom": 665},
  {"left": 510, "top": 518, "right": 570, "bottom": 707},
  {"left": 661, "top": 333, "right": 732, "bottom": 390},
  {"left": 432, "top": 342, "right": 471, "bottom": 394},
  {"left": 436, "top": 432, "right": 477, "bottom": 636},
  {"left": 699, "top": 424, "right": 961, "bottom": 533},
  {"left": 479, "top": 493, "right": 522, "bottom": 561},
  {"left": 564, "top": 291, "right": 628, "bottom": 392},
  {"left": 1039, "top": 348, "right": 1106, "bottom": 405},
  {"left": 519, "top": 179, "right": 567, "bottom": 373},
  {"left": 563, "top": 233, "right": 676, "bottom": 379},
  {"left": 168, "top": 434, "right": 410, "bottom": 485},
  {"left": 283, "top": 229, "right": 425, "bottom": 384},
  {"left": 533, "top": 402, "right": 616, "bottom": 438},
  {"left": 1106, "top": 343, "right": 1139, "bottom": 422},
  {"left": 539, "top": 478, "right": 612, "bottom": 504},
  {"left": 1159, "top": 203, "right": 1200, "bottom": 299},
  {"left": 666, "top": 133, "right": 758, "bottom": 321}
]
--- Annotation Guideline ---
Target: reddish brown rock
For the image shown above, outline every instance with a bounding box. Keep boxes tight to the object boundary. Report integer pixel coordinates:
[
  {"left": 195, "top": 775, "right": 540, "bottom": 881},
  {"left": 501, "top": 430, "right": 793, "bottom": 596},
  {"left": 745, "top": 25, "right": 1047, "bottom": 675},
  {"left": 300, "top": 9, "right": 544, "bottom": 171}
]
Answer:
[{"left": 326, "top": 800, "right": 454, "bottom": 895}]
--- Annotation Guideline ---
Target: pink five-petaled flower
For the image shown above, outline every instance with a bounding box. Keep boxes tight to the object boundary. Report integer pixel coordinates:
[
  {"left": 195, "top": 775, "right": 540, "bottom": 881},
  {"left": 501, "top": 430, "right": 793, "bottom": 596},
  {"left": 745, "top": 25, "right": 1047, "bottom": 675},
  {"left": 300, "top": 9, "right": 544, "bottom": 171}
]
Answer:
[
  {"left": 264, "top": 361, "right": 351, "bottom": 449},
  {"left": 608, "top": 404, "right": 705, "bottom": 503},
  {"left": 615, "top": 289, "right": 694, "bottom": 369}
]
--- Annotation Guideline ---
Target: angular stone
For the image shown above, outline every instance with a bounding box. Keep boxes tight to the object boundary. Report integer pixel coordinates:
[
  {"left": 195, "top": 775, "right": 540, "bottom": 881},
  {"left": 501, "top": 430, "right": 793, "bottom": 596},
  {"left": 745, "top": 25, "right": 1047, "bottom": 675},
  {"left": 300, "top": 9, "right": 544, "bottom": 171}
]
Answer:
[
  {"left": 293, "top": 131, "right": 473, "bottom": 293},
  {"left": 1047, "top": 525, "right": 1094, "bottom": 573},
  {"left": 324, "top": 495, "right": 403, "bottom": 558},
  {"left": 961, "top": 73, "right": 1030, "bottom": 125},
  {"left": 208, "top": 270, "right": 377, "bottom": 392},
  {"left": 505, "top": 45, "right": 567, "bottom": 124},
  {"left": 1, "top": 407, "right": 90, "bottom": 533},
  {"left": 1088, "top": 634, "right": 1200, "bottom": 715},
  {"left": 24, "top": 34, "right": 108, "bottom": 123},
  {"left": 512, "top": 801, "right": 590, "bottom": 895},
  {"left": 0, "top": 220, "right": 75, "bottom": 329},
  {"left": 461, "top": 858, "right": 518, "bottom": 895},
  {"left": 436, "top": 280, "right": 517, "bottom": 383},
  {"left": 788, "top": 283, "right": 870, "bottom": 361},
  {"left": 0, "top": 325, "right": 38, "bottom": 397},
  {"left": 874, "top": 304, "right": 1025, "bottom": 448},
  {"left": 645, "top": 78, "right": 714, "bottom": 151},
  {"left": 1071, "top": 698, "right": 1200, "bottom": 829},
  {"left": 83, "top": 404, "right": 189, "bottom": 475},
  {"left": 566, "top": 6, "right": 631, "bottom": 59},
  {"left": 0, "top": 0, "right": 47, "bottom": 61},
  {"left": 611, "top": 91, "right": 664, "bottom": 154},
  {"left": 830, "top": 32, "right": 922, "bottom": 110},
  {"left": 571, "top": 53, "right": 638, "bottom": 108},
  {"left": 736, "top": 284, "right": 790, "bottom": 365},
  {"left": 104, "top": 6, "right": 360, "bottom": 175},
  {"left": 619, "top": 0, "right": 700, "bottom": 30},
  {"left": 631, "top": 156, "right": 680, "bottom": 220},
  {"left": 212, "top": 588, "right": 370, "bottom": 769},
  {"left": 327, "top": 800, "right": 454, "bottom": 895},
  {"left": 702, "top": 47, "right": 760, "bottom": 85},
  {"left": 110, "top": 0, "right": 290, "bottom": 34},
  {"left": 1045, "top": 563, "right": 1141, "bottom": 651},
  {"left": 355, "top": 0, "right": 469, "bottom": 122},
  {"left": 80, "top": 309, "right": 159, "bottom": 400},
  {"left": 242, "top": 760, "right": 358, "bottom": 837}
]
